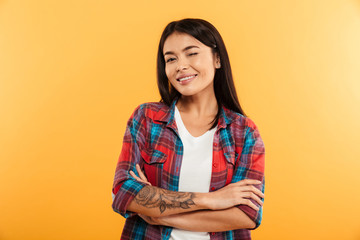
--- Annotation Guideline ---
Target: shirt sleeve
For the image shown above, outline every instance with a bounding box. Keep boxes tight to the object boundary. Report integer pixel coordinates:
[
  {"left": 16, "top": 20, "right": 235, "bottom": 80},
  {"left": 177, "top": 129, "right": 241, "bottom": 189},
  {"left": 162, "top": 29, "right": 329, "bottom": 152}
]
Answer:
[
  {"left": 233, "top": 120, "right": 265, "bottom": 230},
  {"left": 111, "top": 104, "right": 148, "bottom": 218}
]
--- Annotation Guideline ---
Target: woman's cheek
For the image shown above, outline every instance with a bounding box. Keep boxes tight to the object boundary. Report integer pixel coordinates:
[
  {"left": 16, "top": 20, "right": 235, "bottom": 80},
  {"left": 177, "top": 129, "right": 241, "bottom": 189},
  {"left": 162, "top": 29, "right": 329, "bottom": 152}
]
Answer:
[{"left": 165, "top": 66, "right": 176, "bottom": 79}]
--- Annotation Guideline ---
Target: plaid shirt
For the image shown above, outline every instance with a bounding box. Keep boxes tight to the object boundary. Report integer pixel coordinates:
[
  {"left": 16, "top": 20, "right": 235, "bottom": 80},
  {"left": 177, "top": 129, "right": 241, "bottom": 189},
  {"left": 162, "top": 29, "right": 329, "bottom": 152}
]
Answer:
[{"left": 112, "top": 97, "right": 265, "bottom": 240}]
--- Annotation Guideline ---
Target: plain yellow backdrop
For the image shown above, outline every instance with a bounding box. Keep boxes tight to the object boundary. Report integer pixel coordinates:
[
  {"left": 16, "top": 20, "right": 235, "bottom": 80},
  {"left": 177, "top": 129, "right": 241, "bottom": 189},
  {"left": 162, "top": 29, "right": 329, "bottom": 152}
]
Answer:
[{"left": 1, "top": 0, "right": 360, "bottom": 239}]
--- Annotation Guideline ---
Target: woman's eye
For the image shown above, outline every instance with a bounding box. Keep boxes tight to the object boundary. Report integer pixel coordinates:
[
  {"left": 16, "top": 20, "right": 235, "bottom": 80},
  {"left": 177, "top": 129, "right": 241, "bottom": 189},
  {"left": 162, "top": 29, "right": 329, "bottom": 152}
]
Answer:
[
  {"left": 166, "top": 58, "right": 175, "bottom": 63},
  {"left": 189, "top": 52, "right": 198, "bottom": 56}
]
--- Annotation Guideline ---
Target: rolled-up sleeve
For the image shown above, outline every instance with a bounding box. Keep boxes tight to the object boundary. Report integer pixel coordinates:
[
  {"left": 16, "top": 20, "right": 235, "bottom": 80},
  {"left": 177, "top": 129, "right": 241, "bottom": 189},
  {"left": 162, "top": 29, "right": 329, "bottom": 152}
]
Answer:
[
  {"left": 111, "top": 104, "right": 148, "bottom": 218},
  {"left": 233, "top": 121, "right": 265, "bottom": 230}
]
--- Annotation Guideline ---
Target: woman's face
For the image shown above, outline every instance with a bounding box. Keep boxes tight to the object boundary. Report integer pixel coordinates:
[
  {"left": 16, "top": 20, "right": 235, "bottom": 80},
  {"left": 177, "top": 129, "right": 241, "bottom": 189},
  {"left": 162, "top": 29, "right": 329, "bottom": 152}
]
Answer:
[{"left": 163, "top": 32, "right": 220, "bottom": 98}]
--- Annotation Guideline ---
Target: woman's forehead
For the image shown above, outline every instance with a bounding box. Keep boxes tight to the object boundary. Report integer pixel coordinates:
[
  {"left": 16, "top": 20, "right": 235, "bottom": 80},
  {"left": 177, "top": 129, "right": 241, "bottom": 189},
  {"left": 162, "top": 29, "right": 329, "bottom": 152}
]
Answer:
[{"left": 163, "top": 32, "right": 204, "bottom": 53}]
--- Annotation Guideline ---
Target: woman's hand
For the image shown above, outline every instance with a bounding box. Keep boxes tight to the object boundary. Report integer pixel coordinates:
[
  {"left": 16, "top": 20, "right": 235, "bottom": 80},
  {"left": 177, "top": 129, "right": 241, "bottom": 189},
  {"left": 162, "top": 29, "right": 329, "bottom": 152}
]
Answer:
[
  {"left": 206, "top": 179, "right": 264, "bottom": 211},
  {"left": 129, "top": 164, "right": 152, "bottom": 186}
]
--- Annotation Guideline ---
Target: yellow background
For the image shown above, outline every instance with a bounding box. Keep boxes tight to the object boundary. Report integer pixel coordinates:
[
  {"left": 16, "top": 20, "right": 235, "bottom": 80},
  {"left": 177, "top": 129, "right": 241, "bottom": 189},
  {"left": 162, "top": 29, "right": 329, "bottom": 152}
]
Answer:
[{"left": 1, "top": 0, "right": 360, "bottom": 239}]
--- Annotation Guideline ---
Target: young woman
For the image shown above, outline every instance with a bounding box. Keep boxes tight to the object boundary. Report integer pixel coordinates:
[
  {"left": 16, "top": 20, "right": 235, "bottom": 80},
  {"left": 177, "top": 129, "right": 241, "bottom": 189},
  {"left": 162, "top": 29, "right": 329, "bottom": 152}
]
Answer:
[{"left": 112, "top": 18, "right": 265, "bottom": 240}]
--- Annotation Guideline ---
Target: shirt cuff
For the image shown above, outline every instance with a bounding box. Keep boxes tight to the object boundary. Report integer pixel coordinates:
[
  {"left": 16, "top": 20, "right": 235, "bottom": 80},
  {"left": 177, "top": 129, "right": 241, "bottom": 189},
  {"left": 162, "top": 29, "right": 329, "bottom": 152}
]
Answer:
[
  {"left": 236, "top": 178, "right": 264, "bottom": 230},
  {"left": 237, "top": 202, "right": 263, "bottom": 230},
  {"left": 112, "top": 178, "right": 148, "bottom": 218}
]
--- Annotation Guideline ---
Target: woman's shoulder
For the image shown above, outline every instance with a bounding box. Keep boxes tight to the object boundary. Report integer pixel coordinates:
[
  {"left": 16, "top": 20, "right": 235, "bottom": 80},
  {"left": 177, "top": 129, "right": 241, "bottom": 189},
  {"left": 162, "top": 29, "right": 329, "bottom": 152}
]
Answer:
[
  {"left": 225, "top": 107, "right": 260, "bottom": 132},
  {"left": 130, "top": 101, "right": 169, "bottom": 120}
]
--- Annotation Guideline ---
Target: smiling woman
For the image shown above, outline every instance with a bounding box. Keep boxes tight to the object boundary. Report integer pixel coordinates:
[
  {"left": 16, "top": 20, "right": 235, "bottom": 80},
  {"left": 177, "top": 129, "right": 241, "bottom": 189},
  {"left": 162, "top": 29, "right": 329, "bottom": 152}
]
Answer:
[
  {"left": 111, "top": 18, "right": 265, "bottom": 240},
  {"left": 163, "top": 32, "right": 219, "bottom": 100}
]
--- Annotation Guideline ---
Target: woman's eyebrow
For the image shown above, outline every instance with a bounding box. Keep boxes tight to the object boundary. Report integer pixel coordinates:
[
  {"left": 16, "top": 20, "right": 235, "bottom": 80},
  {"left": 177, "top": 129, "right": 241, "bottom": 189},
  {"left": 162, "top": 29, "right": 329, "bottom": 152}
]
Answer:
[{"left": 164, "top": 45, "right": 199, "bottom": 56}]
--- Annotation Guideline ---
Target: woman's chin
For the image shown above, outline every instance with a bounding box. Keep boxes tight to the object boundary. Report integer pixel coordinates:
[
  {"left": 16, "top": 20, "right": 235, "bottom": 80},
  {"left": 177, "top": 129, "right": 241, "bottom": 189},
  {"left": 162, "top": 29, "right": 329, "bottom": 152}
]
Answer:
[{"left": 177, "top": 90, "right": 197, "bottom": 97}]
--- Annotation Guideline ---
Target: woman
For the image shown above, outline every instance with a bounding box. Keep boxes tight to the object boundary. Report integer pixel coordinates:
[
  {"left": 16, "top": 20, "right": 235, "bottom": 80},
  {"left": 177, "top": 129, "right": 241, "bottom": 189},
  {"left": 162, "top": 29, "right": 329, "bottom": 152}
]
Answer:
[{"left": 112, "top": 18, "right": 265, "bottom": 240}]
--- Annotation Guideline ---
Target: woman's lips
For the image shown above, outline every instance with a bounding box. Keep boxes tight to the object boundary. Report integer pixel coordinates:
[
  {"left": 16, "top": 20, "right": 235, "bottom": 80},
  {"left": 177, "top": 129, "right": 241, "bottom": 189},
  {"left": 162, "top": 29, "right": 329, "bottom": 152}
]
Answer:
[{"left": 177, "top": 74, "right": 197, "bottom": 85}]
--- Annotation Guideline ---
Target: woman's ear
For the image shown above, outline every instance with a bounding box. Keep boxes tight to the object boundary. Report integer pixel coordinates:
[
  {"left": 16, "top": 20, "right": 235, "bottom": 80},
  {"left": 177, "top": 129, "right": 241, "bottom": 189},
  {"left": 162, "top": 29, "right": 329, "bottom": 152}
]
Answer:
[
  {"left": 216, "top": 55, "right": 221, "bottom": 69},
  {"left": 214, "top": 52, "right": 221, "bottom": 69}
]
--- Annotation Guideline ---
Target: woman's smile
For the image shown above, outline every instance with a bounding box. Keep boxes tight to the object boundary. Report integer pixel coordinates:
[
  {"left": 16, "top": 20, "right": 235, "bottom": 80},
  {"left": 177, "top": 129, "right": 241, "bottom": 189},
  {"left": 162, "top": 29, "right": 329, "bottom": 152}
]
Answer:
[{"left": 177, "top": 74, "right": 198, "bottom": 84}]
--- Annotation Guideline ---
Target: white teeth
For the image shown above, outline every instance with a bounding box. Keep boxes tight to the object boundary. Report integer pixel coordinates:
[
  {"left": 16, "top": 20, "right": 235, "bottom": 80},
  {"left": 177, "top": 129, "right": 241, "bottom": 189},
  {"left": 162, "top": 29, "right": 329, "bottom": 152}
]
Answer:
[{"left": 179, "top": 75, "right": 196, "bottom": 81}]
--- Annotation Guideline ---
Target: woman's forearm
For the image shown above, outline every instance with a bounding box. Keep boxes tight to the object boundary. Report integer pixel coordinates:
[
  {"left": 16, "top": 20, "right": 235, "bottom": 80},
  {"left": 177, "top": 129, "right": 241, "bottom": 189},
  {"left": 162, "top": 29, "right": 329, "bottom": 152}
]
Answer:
[
  {"left": 157, "top": 207, "right": 255, "bottom": 231},
  {"left": 127, "top": 185, "right": 209, "bottom": 217},
  {"left": 127, "top": 178, "right": 263, "bottom": 218}
]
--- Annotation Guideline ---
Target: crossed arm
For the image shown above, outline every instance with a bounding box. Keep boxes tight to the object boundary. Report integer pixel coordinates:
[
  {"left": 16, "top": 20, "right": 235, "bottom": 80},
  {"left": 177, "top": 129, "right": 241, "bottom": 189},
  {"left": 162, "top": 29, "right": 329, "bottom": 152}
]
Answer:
[
  {"left": 125, "top": 164, "right": 264, "bottom": 231},
  {"left": 140, "top": 207, "right": 257, "bottom": 232},
  {"left": 112, "top": 108, "right": 265, "bottom": 232}
]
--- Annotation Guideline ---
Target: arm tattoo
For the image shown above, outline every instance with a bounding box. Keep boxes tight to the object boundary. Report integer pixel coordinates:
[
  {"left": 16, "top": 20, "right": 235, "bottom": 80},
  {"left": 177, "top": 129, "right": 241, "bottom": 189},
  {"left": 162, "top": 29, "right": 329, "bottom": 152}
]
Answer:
[{"left": 134, "top": 186, "right": 195, "bottom": 214}]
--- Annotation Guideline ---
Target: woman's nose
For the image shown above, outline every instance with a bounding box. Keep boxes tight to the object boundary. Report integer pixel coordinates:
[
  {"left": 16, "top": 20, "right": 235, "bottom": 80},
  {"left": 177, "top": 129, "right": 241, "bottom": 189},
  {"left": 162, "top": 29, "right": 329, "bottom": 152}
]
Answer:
[{"left": 176, "top": 57, "right": 188, "bottom": 71}]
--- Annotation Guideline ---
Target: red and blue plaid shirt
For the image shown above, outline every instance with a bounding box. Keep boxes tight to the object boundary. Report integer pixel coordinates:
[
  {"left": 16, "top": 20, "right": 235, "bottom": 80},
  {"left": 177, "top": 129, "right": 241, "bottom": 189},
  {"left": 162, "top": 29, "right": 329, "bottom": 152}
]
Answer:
[{"left": 112, "top": 97, "right": 265, "bottom": 240}]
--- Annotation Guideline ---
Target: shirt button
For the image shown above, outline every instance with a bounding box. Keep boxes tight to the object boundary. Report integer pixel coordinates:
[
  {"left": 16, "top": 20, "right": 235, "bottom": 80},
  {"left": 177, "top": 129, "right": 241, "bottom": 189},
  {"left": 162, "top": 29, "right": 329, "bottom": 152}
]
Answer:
[
  {"left": 213, "top": 163, "right": 218, "bottom": 168},
  {"left": 214, "top": 143, "right": 217, "bottom": 146},
  {"left": 211, "top": 232, "right": 215, "bottom": 235},
  {"left": 211, "top": 187, "right": 215, "bottom": 191}
]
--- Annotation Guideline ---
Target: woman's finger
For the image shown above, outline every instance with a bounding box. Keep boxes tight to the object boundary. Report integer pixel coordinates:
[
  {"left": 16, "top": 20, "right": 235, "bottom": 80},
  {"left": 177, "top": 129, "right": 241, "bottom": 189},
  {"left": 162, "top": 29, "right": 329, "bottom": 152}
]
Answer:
[
  {"left": 236, "top": 179, "right": 262, "bottom": 186},
  {"left": 136, "top": 164, "right": 149, "bottom": 182},
  {"left": 238, "top": 185, "right": 265, "bottom": 199},
  {"left": 129, "top": 170, "right": 142, "bottom": 181},
  {"left": 240, "top": 198, "right": 259, "bottom": 211},
  {"left": 241, "top": 192, "right": 263, "bottom": 206},
  {"left": 130, "top": 169, "right": 151, "bottom": 186}
]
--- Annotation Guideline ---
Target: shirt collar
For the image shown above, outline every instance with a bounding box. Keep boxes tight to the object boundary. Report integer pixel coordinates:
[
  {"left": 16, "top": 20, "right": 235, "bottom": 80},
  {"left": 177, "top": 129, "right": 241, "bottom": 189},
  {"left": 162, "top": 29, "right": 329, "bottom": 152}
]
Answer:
[{"left": 153, "top": 96, "right": 240, "bottom": 131}]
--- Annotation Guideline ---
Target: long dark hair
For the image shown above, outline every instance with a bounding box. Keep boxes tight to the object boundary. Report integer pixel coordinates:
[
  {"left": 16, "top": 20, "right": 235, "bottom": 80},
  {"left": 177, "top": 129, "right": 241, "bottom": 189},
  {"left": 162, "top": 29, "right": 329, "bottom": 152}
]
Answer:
[{"left": 156, "top": 18, "right": 247, "bottom": 129}]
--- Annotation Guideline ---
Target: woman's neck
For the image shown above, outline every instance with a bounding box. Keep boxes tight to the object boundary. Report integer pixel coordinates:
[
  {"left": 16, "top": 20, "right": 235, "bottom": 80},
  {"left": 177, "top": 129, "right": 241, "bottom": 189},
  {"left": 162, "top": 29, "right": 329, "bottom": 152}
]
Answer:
[{"left": 176, "top": 93, "right": 218, "bottom": 118}]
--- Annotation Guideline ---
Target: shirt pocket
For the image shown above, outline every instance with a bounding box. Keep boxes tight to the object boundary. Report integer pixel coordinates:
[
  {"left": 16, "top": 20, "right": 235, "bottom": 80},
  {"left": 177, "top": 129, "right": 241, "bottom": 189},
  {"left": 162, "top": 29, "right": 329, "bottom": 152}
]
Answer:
[
  {"left": 140, "top": 147, "right": 167, "bottom": 187},
  {"left": 140, "top": 147, "right": 168, "bottom": 164},
  {"left": 224, "top": 151, "right": 238, "bottom": 166}
]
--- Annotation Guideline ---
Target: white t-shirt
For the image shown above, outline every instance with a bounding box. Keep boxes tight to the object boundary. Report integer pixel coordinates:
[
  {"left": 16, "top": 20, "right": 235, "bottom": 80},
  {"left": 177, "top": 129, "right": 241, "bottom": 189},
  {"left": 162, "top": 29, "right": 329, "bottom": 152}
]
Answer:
[{"left": 169, "top": 105, "right": 217, "bottom": 240}]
